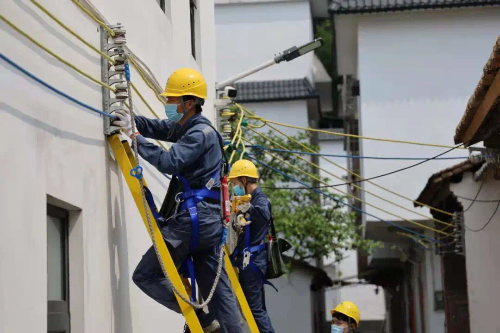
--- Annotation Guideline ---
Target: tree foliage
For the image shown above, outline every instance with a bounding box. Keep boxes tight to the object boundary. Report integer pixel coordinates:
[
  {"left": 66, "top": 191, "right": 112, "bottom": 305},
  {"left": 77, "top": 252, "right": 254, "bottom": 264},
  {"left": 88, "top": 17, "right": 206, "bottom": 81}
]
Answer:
[
  {"left": 230, "top": 128, "right": 381, "bottom": 263},
  {"left": 314, "top": 19, "right": 334, "bottom": 77}
]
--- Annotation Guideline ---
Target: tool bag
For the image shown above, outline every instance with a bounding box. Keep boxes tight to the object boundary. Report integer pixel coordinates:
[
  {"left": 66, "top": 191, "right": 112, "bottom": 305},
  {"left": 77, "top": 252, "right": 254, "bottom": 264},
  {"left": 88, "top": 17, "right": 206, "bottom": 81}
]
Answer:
[{"left": 265, "top": 205, "right": 292, "bottom": 280}]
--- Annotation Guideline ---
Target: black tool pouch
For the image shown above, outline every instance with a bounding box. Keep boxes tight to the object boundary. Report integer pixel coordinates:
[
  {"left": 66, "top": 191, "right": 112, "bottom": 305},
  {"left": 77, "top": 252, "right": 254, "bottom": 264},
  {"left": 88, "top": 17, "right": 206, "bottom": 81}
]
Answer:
[{"left": 265, "top": 206, "right": 292, "bottom": 280}]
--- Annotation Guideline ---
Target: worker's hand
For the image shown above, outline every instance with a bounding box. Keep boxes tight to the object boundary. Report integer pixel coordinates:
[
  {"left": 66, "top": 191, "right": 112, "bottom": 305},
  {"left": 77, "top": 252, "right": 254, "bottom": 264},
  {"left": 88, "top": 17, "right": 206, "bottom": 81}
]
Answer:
[
  {"left": 236, "top": 202, "right": 251, "bottom": 213},
  {"left": 232, "top": 213, "right": 251, "bottom": 234},
  {"left": 237, "top": 214, "right": 252, "bottom": 227},
  {"left": 112, "top": 110, "right": 134, "bottom": 137}
]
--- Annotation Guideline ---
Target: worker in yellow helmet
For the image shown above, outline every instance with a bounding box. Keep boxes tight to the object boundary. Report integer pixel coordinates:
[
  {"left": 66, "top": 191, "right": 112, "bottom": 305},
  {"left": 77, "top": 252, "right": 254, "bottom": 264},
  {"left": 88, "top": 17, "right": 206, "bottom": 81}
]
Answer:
[
  {"left": 114, "top": 68, "right": 242, "bottom": 333},
  {"left": 228, "top": 160, "right": 276, "bottom": 333},
  {"left": 331, "top": 301, "right": 360, "bottom": 333}
]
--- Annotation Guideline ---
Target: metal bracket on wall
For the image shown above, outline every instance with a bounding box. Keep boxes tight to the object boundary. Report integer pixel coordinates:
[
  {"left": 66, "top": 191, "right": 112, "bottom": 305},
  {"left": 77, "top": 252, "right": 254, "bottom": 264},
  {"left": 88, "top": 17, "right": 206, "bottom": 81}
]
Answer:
[{"left": 101, "top": 25, "right": 122, "bottom": 135}]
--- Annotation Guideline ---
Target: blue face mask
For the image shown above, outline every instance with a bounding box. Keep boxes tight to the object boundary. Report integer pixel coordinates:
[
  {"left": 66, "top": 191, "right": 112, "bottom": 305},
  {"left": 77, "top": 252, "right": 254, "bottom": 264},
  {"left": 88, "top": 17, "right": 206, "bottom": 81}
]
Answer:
[
  {"left": 331, "top": 325, "right": 345, "bottom": 333},
  {"left": 165, "top": 103, "right": 184, "bottom": 123},
  {"left": 233, "top": 185, "right": 245, "bottom": 197}
]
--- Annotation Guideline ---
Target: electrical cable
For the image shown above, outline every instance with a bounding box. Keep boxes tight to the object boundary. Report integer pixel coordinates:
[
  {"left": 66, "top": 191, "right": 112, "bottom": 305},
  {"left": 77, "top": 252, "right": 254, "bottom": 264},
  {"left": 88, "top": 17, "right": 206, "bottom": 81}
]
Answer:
[
  {"left": 457, "top": 196, "right": 500, "bottom": 203},
  {"left": 263, "top": 144, "right": 462, "bottom": 190},
  {"left": 71, "top": 0, "right": 115, "bottom": 36},
  {"left": 0, "top": 14, "right": 116, "bottom": 92},
  {"left": 29, "top": 0, "right": 115, "bottom": 64},
  {"left": 247, "top": 145, "right": 468, "bottom": 161},
  {"left": 247, "top": 155, "right": 443, "bottom": 244},
  {"left": 1, "top": 52, "right": 116, "bottom": 119},
  {"left": 246, "top": 115, "right": 465, "bottom": 149},
  {"left": 463, "top": 179, "right": 485, "bottom": 213},
  {"left": 238, "top": 103, "right": 457, "bottom": 217},
  {"left": 244, "top": 138, "right": 452, "bottom": 236},
  {"left": 247, "top": 128, "right": 454, "bottom": 228},
  {"left": 465, "top": 201, "right": 500, "bottom": 232}
]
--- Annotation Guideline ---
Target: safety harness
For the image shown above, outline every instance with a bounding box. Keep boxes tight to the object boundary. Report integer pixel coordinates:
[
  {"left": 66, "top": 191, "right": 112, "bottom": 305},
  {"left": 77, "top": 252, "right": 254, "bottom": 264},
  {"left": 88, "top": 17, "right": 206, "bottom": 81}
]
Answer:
[
  {"left": 230, "top": 209, "right": 278, "bottom": 292},
  {"left": 140, "top": 122, "right": 229, "bottom": 304},
  {"left": 176, "top": 169, "right": 221, "bottom": 302}
]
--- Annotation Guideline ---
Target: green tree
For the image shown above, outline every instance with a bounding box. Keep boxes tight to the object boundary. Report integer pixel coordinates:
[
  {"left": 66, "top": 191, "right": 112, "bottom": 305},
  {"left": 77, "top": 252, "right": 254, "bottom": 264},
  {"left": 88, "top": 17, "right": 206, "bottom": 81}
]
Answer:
[
  {"left": 314, "top": 19, "right": 333, "bottom": 77},
  {"left": 229, "top": 128, "right": 381, "bottom": 263}
]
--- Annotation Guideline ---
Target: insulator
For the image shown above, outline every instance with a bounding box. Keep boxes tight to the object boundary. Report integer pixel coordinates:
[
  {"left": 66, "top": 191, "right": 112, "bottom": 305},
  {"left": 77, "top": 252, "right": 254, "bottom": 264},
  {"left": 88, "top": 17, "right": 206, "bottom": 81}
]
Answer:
[
  {"left": 221, "top": 124, "right": 232, "bottom": 134},
  {"left": 115, "top": 92, "right": 129, "bottom": 100},
  {"left": 111, "top": 37, "right": 127, "bottom": 45},
  {"left": 113, "top": 56, "right": 126, "bottom": 65}
]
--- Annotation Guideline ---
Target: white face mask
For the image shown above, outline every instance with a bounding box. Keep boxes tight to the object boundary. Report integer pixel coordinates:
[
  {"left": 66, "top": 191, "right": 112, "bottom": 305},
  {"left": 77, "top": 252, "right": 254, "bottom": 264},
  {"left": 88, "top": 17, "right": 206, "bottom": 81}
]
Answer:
[{"left": 331, "top": 324, "right": 345, "bottom": 333}]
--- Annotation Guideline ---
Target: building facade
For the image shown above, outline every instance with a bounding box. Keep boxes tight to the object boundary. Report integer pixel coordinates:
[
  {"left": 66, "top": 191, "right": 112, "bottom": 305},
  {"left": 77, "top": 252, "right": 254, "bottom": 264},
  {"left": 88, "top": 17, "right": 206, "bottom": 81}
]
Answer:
[
  {"left": 1, "top": 1, "right": 216, "bottom": 332},
  {"left": 329, "top": 1, "right": 500, "bottom": 332}
]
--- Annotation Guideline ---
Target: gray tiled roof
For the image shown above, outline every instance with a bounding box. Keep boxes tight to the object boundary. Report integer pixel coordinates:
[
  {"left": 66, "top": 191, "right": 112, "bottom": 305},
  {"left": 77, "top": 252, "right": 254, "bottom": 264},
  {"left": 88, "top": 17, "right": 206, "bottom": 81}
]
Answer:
[
  {"left": 233, "top": 78, "right": 318, "bottom": 103},
  {"left": 330, "top": 0, "right": 500, "bottom": 14}
]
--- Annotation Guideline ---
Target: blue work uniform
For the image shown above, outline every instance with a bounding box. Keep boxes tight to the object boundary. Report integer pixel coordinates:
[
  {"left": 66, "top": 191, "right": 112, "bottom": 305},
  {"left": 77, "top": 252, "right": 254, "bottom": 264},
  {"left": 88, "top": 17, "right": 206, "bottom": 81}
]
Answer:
[
  {"left": 234, "top": 187, "right": 275, "bottom": 333},
  {"left": 131, "top": 113, "right": 242, "bottom": 333}
]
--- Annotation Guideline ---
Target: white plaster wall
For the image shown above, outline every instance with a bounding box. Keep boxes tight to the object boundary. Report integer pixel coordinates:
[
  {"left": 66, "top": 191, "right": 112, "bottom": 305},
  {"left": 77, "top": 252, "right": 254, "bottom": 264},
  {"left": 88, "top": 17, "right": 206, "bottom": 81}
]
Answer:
[
  {"left": 451, "top": 172, "right": 500, "bottom": 333},
  {"left": 357, "top": 7, "right": 500, "bottom": 222},
  {"left": 215, "top": 1, "right": 314, "bottom": 83},
  {"left": 0, "top": 0, "right": 215, "bottom": 332},
  {"left": 243, "top": 100, "right": 310, "bottom": 137},
  {"left": 422, "top": 236, "right": 446, "bottom": 333},
  {"left": 257, "top": 267, "right": 315, "bottom": 333}
]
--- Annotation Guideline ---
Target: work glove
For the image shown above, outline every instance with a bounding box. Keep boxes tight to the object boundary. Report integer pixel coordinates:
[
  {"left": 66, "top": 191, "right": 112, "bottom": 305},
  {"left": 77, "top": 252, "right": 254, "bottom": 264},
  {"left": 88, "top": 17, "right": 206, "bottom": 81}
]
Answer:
[
  {"left": 236, "top": 202, "right": 251, "bottom": 213},
  {"left": 111, "top": 110, "right": 136, "bottom": 137},
  {"left": 232, "top": 213, "right": 252, "bottom": 235}
]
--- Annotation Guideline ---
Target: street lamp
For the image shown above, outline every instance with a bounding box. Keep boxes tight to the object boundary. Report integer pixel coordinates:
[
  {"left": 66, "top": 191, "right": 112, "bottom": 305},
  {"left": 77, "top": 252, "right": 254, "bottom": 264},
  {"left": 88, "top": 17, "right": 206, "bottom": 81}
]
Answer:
[{"left": 216, "top": 38, "right": 324, "bottom": 90}]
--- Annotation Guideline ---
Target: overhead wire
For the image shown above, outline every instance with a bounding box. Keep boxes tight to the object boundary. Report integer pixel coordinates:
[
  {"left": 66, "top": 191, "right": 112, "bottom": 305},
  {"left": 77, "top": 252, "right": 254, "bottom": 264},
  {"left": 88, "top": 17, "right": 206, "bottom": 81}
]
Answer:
[
  {"left": 246, "top": 115, "right": 465, "bottom": 149},
  {"left": 463, "top": 179, "right": 485, "bottom": 212},
  {"left": 21, "top": 3, "right": 170, "bottom": 152},
  {"left": 246, "top": 145, "right": 469, "bottom": 161},
  {"left": 248, "top": 128, "right": 454, "bottom": 228},
  {"left": 465, "top": 201, "right": 500, "bottom": 232},
  {"left": 29, "top": 0, "right": 115, "bottom": 64},
  {"left": 0, "top": 53, "right": 115, "bottom": 119},
  {"left": 247, "top": 155, "right": 443, "bottom": 244},
  {"left": 71, "top": 0, "right": 115, "bottom": 36},
  {"left": 242, "top": 136, "right": 453, "bottom": 236},
  {"left": 129, "top": 57, "right": 166, "bottom": 105},
  {"left": 457, "top": 196, "right": 500, "bottom": 203},
  {"left": 228, "top": 108, "right": 245, "bottom": 164},
  {"left": 71, "top": 0, "right": 167, "bottom": 106},
  {"left": 26, "top": 0, "right": 166, "bottom": 122},
  {"left": 239, "top": 104, "right": 458, "bottom": 217},
  {"left": 0, "top": 14, "right": 116, "bottom": 92}
]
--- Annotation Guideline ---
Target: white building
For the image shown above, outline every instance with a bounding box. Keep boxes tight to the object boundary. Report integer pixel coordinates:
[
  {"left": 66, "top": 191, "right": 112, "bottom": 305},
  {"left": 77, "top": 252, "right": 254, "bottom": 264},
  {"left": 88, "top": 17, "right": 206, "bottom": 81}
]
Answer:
[
  {"left": 1, "top": 1, "right": 216, "bottom": 332},
  {"left": 216, "top": 0, "right": 384, "bottom": 331},
  {"left": 416, "top": 35, "right": 500, "bottom": 333},
  {"left": 329, "top": 0, "right": 500, "bottom": 332}
]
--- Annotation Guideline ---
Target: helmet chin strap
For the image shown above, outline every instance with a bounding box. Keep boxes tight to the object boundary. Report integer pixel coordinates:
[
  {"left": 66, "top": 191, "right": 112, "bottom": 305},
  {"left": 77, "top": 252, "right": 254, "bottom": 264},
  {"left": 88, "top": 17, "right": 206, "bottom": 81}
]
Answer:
[{"left": 180, "top": 96, "right": 200, "bottom": 115}]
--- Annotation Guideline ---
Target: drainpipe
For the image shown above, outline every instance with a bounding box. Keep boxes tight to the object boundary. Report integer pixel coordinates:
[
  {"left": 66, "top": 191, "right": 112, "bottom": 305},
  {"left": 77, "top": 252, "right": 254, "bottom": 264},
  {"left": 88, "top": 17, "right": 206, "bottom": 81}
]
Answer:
[{"left": 330, "top": 13, "right": 340, "bottom": 118}]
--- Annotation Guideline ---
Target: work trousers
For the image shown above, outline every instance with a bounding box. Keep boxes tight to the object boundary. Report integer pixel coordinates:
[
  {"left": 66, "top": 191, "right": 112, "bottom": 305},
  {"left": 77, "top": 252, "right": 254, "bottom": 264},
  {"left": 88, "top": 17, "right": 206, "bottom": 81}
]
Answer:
[
  {"left": 132, "top": 210, "right": 242, "bottom": 333},
  {"left": 239, "top": 251, "right": 275, "bottom": 333}
]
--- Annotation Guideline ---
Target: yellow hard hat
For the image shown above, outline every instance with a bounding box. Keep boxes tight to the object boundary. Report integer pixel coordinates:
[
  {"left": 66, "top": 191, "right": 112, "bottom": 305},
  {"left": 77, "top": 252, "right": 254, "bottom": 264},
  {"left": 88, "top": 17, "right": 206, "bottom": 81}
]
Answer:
[
  {"left": 331, "top": 301, "right": 360, "bottom": 328},
  {"left": 160, "top": 68, "right": 207, "bottom": 99},
  {"left": 228, "top": 160, "right": 259, "bottom": 179}
]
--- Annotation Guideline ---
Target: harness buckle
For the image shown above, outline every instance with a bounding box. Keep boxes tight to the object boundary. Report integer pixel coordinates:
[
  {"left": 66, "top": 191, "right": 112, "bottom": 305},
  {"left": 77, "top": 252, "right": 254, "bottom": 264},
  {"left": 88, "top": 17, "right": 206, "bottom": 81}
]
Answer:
[
  {"left": 174, "top": 193, "right": 182, "bottom": 213},
  {"left": 242, "top": 249, "right": 251, "bottom": 269}
]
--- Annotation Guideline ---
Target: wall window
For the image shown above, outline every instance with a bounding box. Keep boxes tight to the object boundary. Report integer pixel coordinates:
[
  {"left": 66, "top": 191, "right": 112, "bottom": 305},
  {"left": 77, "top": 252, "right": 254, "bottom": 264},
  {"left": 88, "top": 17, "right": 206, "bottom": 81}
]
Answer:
[
  {"left": 190, "top": 0, "right": 197, "bottom": 59},
  {"left": 47, "top": 204, "right": 70, "bottom": 333}
]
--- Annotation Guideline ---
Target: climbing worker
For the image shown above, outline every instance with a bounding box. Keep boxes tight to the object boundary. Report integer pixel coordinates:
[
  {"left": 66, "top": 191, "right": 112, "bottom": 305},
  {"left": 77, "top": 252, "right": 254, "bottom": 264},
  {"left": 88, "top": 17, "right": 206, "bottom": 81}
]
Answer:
[
  {"left": 331, "top": 301, "right": 360, "bottom": 333},
  {"left": 228, "top": 159, "right": 276, "bottom": 333},
  {"left": 112, "top": 68, "right": 242, "bottom": 333}
]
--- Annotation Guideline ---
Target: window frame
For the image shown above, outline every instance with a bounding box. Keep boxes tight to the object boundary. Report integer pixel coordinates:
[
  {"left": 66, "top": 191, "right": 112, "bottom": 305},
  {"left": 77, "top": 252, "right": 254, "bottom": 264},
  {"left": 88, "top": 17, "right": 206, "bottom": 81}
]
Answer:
[{"left": 47, "top": 204, "right": 71, "bottom": 333}]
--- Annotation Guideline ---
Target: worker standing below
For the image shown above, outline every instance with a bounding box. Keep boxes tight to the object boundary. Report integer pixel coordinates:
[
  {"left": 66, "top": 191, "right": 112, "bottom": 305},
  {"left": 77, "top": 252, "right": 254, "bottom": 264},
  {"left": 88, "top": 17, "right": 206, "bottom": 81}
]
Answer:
[
  {"left": 331, "top": 301, "right": 361, "bottom": 333},
  {"left": 113, "top": 68, "right": 242, "bottom": 333},
  {"left": 228, "top": 160, "right": 276, "bottom": 333}
]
